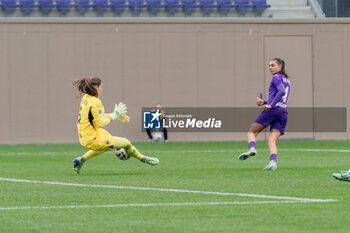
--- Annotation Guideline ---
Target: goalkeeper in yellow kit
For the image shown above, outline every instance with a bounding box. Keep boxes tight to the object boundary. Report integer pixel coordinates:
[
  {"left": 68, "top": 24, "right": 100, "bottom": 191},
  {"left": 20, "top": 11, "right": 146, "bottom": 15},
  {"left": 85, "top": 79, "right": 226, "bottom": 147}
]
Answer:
[{"left": 72, "top": 77, "right": 159, "bottom": 174}]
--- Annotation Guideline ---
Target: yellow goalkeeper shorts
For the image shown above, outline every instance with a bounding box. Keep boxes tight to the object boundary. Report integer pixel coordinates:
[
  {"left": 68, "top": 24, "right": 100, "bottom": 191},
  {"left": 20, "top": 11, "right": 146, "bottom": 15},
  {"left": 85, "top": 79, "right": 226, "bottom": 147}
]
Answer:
[{"left": 80, "top": 128, "right": 114, "bottom": 152}]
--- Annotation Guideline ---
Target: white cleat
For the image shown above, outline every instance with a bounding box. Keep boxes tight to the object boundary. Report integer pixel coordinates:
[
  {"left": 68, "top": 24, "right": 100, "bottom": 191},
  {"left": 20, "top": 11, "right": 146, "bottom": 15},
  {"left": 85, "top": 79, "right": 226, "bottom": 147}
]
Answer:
[
  {"left": 142, "top": 156, "right": 159, "bottom": 166},
  {"left": 238, "top": 147, "right": 257, "bottom": 160},
  {"left": 263, "top": 160, "right": 277, "bottom": 170}
]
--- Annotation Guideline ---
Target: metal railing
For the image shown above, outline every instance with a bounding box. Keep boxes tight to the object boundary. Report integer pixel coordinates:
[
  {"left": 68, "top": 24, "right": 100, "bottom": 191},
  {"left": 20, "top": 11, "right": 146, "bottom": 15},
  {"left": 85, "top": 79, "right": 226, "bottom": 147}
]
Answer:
[{"left": 309, "top": 0, "right": 325, "bottom": 17}]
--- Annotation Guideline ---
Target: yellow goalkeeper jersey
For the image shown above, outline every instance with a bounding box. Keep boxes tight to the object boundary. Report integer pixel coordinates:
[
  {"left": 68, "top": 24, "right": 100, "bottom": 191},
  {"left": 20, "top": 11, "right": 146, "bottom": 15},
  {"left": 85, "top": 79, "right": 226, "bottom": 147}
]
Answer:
[{"left": 77, "top": 94, "right": 107, "bottom": 146}]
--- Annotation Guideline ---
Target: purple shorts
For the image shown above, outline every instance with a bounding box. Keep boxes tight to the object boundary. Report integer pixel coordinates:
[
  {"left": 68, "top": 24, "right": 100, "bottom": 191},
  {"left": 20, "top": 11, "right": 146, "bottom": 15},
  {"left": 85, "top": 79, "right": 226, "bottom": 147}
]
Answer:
[{"left": 254, "top": 109, "right": 288, "bottom": 135}]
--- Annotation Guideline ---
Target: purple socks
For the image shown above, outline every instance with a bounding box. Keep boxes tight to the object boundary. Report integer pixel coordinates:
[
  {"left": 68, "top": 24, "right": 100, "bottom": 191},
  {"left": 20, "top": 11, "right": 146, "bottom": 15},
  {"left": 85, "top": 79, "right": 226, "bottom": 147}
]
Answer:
[
  {"left": 248, "top": 141, "right": 256, "bottom": 149},
  {"left": 270, "top": 154, "right": 277, "bottom": 161}
]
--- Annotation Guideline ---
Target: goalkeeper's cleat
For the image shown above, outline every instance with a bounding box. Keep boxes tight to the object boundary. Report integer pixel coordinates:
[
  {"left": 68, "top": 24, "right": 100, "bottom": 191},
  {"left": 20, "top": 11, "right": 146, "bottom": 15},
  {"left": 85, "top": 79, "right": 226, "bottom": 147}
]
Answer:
[
  {"left": 263, "top": 160, "right": 277, "bottom": 170},
  {"left": 332, "top": 172, "right": 350, "bottom": 182},
  {"left": 238, "top": 147, "right": 257, "bottom": 160},
  {"left": 73, "top": 157, "right": 83, "bottom": 174},
  {"left": 141, "top": 156, "right": 159, "bottom": 166}
]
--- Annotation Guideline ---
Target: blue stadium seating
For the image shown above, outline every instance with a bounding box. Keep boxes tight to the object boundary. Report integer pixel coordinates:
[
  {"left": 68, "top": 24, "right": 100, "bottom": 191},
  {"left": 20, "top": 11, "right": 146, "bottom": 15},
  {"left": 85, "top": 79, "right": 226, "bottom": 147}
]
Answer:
[
  {"left": 56, "top": 0, "right": 74, "bottom": 16},
  {"left": 252, "top": 0, "right": 270, "bottom": 17},
  {"left": 0, "top": 0, "right": 272, "bottom": 18},
  {"left": 199, "top": 0, "right": 216, "bottom": 17},
  {"left": 110, "top": 0, "right": 128, "bottom": 16},
  {"left": 75, "top": 0, "right": 92, "bottom": 7},
  {"left": 217, "top": 0, "right": 235, "bottom": 16},
  {"left": 57, "top": 0, "right": 74, "bottom": 7},
  {"left": 252, "top": 0, "right": 270, "bottom": 8},
  {"left": 233, "top": 0, "right": 253, "bottom": 17},
  {"left": 38, "top": 0, "right": 56, "bottom": 7},
  {"left": 19, "top": 0, "right": 37, "bottom": 17},
  {"left": 93, "top": 0, "right": 110, "bottom": 16},
  {"left": 74, "top": 0, "right": 92, "bottom": 16},
  {"left": 164, "top": 0, "right": 181, "bottom": 17},
  {"left": 1, "top": 0, "right": 18, "bottom": 17},
  {"left": 182, "top": 0, "right": 199, "bottom": 17},
  {"left": 38, "top": 0, "right": 56, "bottom": 17},
  {"left": 129, "top": 0, "right": 147, "bottom": 16},
  {"left": 147, "top": 0, "right": 164, "bottom": 17},
  {"left": 233, "top": 0, "right": 252, "bottom": 8}
]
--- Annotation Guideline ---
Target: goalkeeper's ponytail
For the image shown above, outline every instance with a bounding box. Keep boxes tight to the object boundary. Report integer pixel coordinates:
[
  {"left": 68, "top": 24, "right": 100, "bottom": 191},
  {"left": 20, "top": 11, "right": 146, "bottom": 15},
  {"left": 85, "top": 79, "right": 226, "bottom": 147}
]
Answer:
[{"left": 73, "top": 77, "right": 102, "bottom": 97}]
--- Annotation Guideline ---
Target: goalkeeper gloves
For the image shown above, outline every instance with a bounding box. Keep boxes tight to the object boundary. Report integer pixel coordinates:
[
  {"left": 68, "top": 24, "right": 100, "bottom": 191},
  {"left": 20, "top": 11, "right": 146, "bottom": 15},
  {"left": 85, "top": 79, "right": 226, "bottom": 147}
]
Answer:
[
  {"left": 110, "top": 102, "right": 128, "bottom": 121},
  {"left": 118, "top": 114, "right": 130, "bottom": 123}
]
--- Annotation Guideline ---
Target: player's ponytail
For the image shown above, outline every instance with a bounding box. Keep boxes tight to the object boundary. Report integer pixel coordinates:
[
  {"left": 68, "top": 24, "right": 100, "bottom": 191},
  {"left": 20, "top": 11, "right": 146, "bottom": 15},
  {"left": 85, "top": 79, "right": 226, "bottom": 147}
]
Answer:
[
  {"left": 73, "top": 77, "right": 102, "bottom": 97},
  {"left": 272, "top": 58, "right": 289, "bottom": 78}
]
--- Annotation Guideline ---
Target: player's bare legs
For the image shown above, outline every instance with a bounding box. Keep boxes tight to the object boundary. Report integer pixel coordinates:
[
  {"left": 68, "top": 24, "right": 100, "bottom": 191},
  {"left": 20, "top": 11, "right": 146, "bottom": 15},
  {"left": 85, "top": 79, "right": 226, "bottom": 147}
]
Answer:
[
  {"left": 264, "top": 129, "right": 281, "bottom": 170},
  {"left": 238, "top": 123, "right": 266, "bottom": 160}
]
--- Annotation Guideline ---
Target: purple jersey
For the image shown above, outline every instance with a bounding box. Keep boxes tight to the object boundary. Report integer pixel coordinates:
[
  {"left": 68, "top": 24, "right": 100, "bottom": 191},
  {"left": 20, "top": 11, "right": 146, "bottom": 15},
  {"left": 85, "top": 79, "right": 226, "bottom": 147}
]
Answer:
[{"left": 266, "top": 72, "right": 290, "bottom": 110}]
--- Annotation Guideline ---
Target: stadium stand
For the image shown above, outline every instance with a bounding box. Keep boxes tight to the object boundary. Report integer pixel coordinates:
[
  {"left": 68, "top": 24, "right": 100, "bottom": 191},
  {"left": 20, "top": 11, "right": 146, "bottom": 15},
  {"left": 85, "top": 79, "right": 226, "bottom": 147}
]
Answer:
[
  {"left": 38, "top": 0, "right": 56, "bottom": 17},
  {"left": 252, "top": 0, "right": 270, "bottom": 17},
  {"left": 164, "top": 0, "right": 182, "bottom": 17},
  {"left": 147, "top": 0, "right": 164, "bottom": 17},
  {"left": 56, "top": 0, "right": 74, "bottom": 16},
  {"left": 74, "top": 0, "right": 92, "bottom": 16},
  {"left": 110, "top": 0, "right": 129, "bottom": 17},
  {"left": 128, "top": 0, "right": 147, "bottom": 16},
  {"left": 199, "top": 0, "right": 217, "bottom": 17},
  {"left": 233, "top": 0, "right": 253, "bottom": 17},
  {"left": 93, "top": 0, "right": 110, "bottom": 16},
  {"left": 182, "top": 0, "right": 200, "bottom": 17},
  {"left": 20, "top": 0, "right": 37, "bottom": 17},
  {"left": 1, "top": 0, "right": 19, "bottom": 17},
  {"left": 0, "top": 0, "right": 324, "bottom": 18},
  {"left": 217, "top": 0, "right": 235, "bottom": 17}
]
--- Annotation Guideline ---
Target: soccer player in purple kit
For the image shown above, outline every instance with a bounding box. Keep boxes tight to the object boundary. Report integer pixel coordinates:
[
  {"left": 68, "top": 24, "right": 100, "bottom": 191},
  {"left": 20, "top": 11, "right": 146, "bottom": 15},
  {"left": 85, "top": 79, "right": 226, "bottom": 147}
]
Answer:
[{"left": 238, "top": 58, "right": 290, "bottom": 170}]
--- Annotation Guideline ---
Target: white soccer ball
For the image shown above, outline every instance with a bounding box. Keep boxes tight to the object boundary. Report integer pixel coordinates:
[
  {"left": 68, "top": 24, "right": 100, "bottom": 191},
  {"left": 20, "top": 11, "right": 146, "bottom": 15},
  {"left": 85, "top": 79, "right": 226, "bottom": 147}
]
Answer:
[
  {"left": 115, "top": 148, "right": 130, "bottom": 160},
  {"left": 153, "top": 132, "right": 162, "bottom": 142}
]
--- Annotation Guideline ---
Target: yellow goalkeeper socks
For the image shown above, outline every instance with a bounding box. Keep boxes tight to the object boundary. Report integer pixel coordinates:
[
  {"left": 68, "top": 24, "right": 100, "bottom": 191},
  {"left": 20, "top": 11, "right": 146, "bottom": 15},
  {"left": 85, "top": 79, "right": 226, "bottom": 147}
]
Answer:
[{"left": 82, "top": 150, "right": 104, "bottom": 161}]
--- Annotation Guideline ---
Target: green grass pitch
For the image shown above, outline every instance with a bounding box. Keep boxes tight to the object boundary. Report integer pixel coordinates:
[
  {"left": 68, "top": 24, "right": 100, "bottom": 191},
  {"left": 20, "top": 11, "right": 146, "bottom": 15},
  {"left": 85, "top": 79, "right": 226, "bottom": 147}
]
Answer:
[{"left": 0, "top": 140, "right": 350, "bottom": 233}]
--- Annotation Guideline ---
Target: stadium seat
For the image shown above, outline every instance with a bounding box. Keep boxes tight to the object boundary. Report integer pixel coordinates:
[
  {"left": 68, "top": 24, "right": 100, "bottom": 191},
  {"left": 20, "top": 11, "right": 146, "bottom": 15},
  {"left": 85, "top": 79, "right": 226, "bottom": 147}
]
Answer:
[
  {"left": 164, "top": 0, "right": 181, "bottom": 17},
  {"left": 129, "top": 0, "right": 147, "bottom": 17},
  {"left": 19, "top": 0, "right": 37, "bottom": 17},
  {"left": 38, "top": 0, "right": 57, "bottom": 17},
  {"left": 56, "top": 0, "right": 74, "bottom": 16},
  {"left": 217, "top": 0, "right": 235, "bottom": 16},
  {"left": 74, "top": 0, "right": 92, "bottom": 16},
  {"left": 182, "top": 0, "right": 199, "bottom": 17},
  {"left": 199, "top": 0, "right": 217, "bottom": 17},
  {"left": 233, "top": 0, "right": 253, "bottom": 17},
  {"left": 110, "top": 0, "right": 129, "bottom": 17},
  {"left": 93, "top": 0, "right": 110, "bottom": 17},
  {"left": 252, "top": 0, "right": 270, "bottom": 17},
  {"left": 233, "top": 0, "right": 252, "bottom": 8},
  {"left": 146, "top": 0, "right": 164, "bottom": 17},
  {"left": 1, "top": 0, "right": 19, "bottom": 17},
  {"left": 252, "top": 0, "right": 270, "bottom": 8}
]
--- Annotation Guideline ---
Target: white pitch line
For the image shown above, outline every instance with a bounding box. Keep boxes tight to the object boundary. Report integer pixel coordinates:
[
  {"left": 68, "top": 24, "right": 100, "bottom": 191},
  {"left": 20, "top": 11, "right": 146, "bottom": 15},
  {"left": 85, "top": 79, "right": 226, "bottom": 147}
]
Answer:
[
  {"left": 0, "top": 200, "right": 320, "bottom": 211},
  {"left": 0, "top": 178, "right": 337, "bottom": 203},
  {"left": 1, "top": 148, "right": 350, "bottom": 156}
]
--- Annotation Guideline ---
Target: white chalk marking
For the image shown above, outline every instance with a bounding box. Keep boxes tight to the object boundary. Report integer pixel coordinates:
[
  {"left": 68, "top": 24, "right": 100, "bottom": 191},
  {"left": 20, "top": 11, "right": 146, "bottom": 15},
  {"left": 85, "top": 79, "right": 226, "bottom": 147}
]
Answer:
[
  {"left": 0, "top": 200, "right": 330, "bottom": 211},
  {"left": 0, "top": 178, "right": 337, "bottom": 203}
]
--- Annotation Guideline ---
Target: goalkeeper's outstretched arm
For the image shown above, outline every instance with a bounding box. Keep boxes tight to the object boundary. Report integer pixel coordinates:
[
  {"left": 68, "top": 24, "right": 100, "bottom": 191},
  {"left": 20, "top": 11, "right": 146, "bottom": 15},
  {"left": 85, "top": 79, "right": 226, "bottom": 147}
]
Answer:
[
  {"left": 95, "top": 115, "right": 112, "bottom": 128},
  {"left": 95, "top": 102, "right": 130, "bottom": 128}
]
